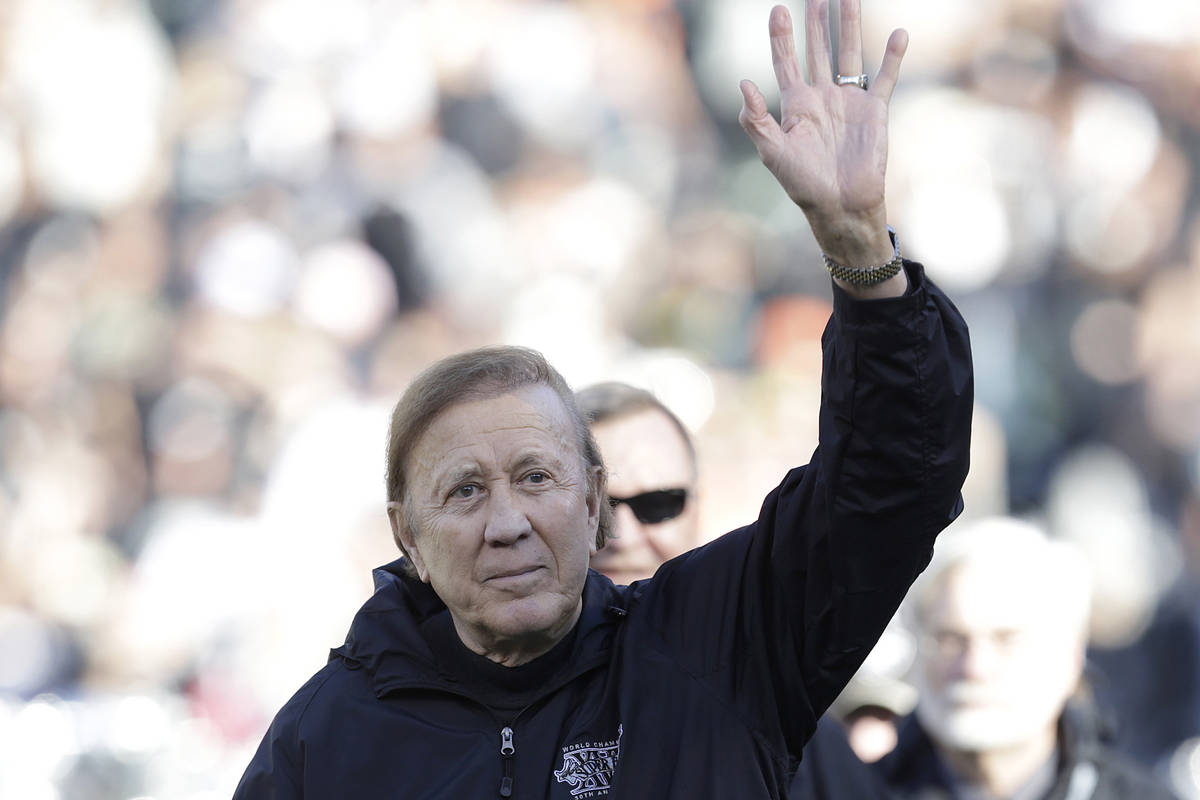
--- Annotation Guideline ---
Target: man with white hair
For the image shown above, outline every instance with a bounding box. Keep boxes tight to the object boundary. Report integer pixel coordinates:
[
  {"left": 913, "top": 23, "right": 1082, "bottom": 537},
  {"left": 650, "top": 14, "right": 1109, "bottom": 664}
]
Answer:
[{"left": 874, "top": 517, "right": 1176, "bottom": 800}]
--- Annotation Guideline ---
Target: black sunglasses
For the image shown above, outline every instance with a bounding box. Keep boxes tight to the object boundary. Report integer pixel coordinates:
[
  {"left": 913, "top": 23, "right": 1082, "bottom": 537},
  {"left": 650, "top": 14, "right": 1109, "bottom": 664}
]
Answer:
[{"left": 607, "top": 488, "right": 688, "bottom": 524}]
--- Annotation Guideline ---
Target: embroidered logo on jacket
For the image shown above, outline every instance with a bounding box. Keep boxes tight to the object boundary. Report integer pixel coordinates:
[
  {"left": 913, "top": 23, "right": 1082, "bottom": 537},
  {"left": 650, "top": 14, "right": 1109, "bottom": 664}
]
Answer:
[{"left": 553, "top": 724, "right": 623, "bottom": 797}]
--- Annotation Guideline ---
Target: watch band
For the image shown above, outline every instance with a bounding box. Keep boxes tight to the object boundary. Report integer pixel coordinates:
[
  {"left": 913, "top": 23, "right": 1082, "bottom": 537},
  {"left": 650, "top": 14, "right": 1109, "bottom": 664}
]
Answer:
[{"left": 821, "top": 226, "right": 903, "bottom": 287}]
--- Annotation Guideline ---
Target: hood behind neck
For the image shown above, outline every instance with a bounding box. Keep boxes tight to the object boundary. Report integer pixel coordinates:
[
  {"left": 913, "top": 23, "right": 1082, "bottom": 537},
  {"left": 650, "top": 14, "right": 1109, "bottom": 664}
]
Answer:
[{"left": 333, "top": 558, "right": 631, "bottom": 698}]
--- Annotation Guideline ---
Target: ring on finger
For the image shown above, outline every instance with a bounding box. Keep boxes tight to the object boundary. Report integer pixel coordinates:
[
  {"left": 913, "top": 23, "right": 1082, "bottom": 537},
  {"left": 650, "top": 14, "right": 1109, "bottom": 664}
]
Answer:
[{"left": 835, "top": 73, "right": 869, "bottom": 90}]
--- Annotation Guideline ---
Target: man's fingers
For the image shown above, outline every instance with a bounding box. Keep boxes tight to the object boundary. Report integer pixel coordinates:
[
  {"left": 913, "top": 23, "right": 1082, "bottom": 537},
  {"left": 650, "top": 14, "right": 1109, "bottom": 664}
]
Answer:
[
  {"left": 738, "top": 79, "right": 782, "bottom": 161},
  {"left": 805, "top": 0, "right": 833, "bottom": 85},
  {"left": 870, "top": 28, "right": 909, "bottom": 101},
  {"left": 837, "top": 0, "right": 864, "bottom": 80},
  {"left": 769, "top": 5, "right": 805, "bottom": 91}
]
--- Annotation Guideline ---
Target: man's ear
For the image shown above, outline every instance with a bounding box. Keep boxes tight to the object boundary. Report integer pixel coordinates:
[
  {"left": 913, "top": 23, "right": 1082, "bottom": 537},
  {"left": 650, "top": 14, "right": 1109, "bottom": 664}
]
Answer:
[
  {"left": 585, "top": 465, "right": 603, "bottom": 556},
  {"left": 387, "top": 500, "right": 429, "bottom": 582}
]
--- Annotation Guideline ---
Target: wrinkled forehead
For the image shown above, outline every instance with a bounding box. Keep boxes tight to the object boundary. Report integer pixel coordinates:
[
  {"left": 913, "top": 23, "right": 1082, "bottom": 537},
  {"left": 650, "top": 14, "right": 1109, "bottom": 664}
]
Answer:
[
  {"left": 592, "top": 407, "right": 695, "bottom": 491},
  {"left": 409, "top": 384, "right": 586, "bottom": 474}
]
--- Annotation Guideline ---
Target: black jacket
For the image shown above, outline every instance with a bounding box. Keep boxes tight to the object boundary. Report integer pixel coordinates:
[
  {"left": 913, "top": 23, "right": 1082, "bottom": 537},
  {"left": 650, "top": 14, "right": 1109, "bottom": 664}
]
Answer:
[
  {"left": 234, "top": 262, "right": 973, "bottom": 799},
  {"left": 874, "top": 703, "right": 1180, "bottom": 800}
]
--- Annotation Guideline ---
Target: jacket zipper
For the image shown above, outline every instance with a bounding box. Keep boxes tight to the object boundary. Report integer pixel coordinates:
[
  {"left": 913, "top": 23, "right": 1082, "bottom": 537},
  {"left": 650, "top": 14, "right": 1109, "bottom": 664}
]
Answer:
[
  {"left": 499, "top": 725, "right": 515, "bottom": 797},
  {"left": 374, "top": 656, "right": 613, "bottom": 797}
]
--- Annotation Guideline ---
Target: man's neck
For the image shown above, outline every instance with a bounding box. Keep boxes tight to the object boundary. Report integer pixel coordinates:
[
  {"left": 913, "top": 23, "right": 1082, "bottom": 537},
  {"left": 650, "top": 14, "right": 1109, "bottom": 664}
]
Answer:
[{"left": 936, "top": 724, "right": 1058, "bottom": 799}]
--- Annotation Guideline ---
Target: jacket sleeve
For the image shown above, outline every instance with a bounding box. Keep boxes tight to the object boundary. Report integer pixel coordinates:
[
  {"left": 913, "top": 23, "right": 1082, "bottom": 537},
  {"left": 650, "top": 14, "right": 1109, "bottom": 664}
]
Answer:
[
  {"left": 637, "top": 260, "right": 973, "bottom": 756},
  {"left": 233, "top": 671, "right": 326, "bottom": 800},
  {"left": 234, "top": 724, "right": 302, "bottom": 799}
]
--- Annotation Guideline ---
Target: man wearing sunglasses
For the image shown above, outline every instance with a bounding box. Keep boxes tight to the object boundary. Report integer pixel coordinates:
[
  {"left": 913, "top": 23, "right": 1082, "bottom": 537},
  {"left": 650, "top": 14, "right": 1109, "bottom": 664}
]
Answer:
[{"left": 576, "top": 382, "right": 699, "bottom": 587}]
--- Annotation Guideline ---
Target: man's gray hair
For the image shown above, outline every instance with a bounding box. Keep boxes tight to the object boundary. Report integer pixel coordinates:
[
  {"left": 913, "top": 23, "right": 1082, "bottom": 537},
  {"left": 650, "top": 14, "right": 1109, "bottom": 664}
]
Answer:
[
  {"left": 385, "top": 346, "right": 613, "bottom": 573},
  {"left": 906, "top": 516, "right": 1093, "bottom": 639},
  {"left": 574, "top": 381, "right": 697, "bottom": 470}
]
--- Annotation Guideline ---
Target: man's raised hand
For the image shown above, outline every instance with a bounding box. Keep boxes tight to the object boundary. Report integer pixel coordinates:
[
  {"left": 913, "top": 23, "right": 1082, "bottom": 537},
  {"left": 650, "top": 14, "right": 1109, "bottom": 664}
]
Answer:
[{"left": 738, "top": 0, "right": 908, "bottom": 284}]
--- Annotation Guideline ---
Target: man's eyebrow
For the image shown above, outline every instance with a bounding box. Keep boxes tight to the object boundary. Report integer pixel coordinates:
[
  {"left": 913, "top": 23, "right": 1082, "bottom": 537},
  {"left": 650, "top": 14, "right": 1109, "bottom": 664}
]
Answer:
[
  {"left": 510, "top": 450, "right": 566, "bottom": 473},
  {"left": 434, "top": 464, "right": 484, "bottom": 493}
]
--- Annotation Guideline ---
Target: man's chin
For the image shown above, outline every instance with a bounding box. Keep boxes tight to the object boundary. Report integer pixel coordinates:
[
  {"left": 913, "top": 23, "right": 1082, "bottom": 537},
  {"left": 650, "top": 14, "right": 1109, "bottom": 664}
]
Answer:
[
  {"left": 925, "top": 707, "right": 1045, "bottom": 752},
  {"left": 484, "top": 592, "right": 580, "bottom": 637},
  {"left": 591, "top": 558, "right": 657, "bottom": 585},
  {"left": 596, "top": 567, "right": 654, "bottom": 585}
]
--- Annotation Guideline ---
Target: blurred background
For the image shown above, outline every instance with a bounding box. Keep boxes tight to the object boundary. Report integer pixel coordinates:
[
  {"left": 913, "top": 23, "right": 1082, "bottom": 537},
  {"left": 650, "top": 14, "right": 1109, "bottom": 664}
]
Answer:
[{"left": 1, "top": 0, "right": 1199, "bottom": 797}]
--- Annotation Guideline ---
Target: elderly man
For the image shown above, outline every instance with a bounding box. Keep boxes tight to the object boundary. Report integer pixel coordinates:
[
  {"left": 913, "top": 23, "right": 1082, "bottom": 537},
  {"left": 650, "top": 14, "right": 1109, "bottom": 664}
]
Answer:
[
  {"left": 874, "top": 518, "right": 1177, "bottom": 800},
  {"left": 234, "top": 2, "right": 973, "bottom": 797}
]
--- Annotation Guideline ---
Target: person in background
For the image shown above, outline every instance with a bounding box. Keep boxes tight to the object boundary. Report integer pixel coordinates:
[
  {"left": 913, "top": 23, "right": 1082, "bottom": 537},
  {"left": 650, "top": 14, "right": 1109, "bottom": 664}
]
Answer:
[
  {"left": 578, "top": 381, "right": 895, "bottom": 799},
  {"left": 576, "top": 382, "right": 700, "bottom": 587},
  {"left": 875, "top": 517, "right": 1178, "bottom": 800}
]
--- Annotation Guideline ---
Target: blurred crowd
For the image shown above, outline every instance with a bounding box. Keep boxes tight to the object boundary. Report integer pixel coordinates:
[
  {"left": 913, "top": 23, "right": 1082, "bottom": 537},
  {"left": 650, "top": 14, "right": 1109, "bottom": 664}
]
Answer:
[{"left": 1, "top": 0, "right": 1200, "bottom": 797}]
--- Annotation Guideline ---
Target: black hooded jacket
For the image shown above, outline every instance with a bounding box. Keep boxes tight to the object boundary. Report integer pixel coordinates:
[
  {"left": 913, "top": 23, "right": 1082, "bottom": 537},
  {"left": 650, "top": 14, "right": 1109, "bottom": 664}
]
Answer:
[{"left": 234, "top": 262, "right": 973, "bottom": 799}]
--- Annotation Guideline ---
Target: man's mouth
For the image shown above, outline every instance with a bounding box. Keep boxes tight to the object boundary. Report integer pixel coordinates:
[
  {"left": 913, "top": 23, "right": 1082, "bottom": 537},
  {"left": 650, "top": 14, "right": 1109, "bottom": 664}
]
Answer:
[{"left": 486, "top": 566, "right": 544, "bottom": 585}]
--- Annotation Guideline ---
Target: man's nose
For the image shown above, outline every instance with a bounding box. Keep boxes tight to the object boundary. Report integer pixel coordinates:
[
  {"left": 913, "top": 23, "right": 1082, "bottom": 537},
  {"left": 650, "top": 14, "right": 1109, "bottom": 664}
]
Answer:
[
  {"left": 483, "top": 486, "right": 532, "bottom": 546},
  {"left": 958, "top": 638, "right": 1001, "bottom": 680},
  {"left": 608, "top": 504, "right": 651, "bottom": 551}
]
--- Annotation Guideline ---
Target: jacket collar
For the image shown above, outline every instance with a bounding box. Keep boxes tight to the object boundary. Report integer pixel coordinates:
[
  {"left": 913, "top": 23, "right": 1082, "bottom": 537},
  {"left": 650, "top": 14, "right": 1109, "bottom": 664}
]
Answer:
[{"left": 334, "top": 558, "right": 631, "bottom": 699}]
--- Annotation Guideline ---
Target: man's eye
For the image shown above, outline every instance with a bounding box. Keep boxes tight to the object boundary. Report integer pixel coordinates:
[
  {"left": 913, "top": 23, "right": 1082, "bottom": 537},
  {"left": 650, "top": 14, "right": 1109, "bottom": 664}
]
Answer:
[
  {"left": 452, "top": 484, "right": 479, "bottom": 499},
  {"left": 525, "top": 471, "right": 549, "bottom": 484}
]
